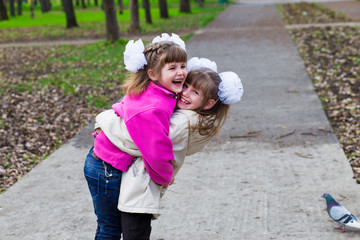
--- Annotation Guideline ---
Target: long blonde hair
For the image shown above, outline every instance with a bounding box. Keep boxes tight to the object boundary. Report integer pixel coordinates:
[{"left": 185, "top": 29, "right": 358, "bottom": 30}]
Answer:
[
  {"left": 123, "top": 41, "right": 187, "bottom": 96},
  {"left": 186, "top": 68, "right": 230, "bottom": 139}
]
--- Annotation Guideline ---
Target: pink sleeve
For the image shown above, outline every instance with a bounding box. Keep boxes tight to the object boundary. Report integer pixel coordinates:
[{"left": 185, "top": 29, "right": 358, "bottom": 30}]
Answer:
[{"left": 125, "top": 108, "right": 174, "bottom": 185}]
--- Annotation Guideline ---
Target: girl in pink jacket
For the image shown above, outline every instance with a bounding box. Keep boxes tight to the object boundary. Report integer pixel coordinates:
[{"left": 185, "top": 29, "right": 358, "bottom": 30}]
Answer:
[{"left": 84, "top": 33, "right": 187, "bottom": 239}]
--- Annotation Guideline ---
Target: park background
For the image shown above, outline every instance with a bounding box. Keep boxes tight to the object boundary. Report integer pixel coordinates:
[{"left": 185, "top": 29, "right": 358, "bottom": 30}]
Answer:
[{"left": 0, "top": 0, "right": 359, "bottom": 200}]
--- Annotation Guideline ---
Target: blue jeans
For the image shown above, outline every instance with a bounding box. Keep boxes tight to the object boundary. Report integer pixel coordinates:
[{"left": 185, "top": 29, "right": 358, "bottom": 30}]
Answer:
[{"left": 84, "top": 147, "right": 123, "bottom": 240}]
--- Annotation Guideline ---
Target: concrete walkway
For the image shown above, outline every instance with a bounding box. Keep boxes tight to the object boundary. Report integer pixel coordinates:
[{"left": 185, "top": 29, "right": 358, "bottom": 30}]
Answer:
[{"left": 1, "top": 1, "right": 360, "bottom": 239}]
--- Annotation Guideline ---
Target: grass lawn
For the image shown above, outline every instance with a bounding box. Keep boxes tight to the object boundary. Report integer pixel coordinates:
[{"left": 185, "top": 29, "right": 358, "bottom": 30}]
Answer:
[{"left": 0, "top": 0, "right": 224, "bottom": 42}]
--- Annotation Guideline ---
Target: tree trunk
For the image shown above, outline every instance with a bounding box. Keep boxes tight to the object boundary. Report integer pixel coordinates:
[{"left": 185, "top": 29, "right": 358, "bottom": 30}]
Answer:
[
  {"left": 179, "top": 0, "right": 190, "bottom": 13},
  {"left": 0, "top": 0, "right": 9, "bottom": 20},
  {"left": 103, "top": 0, "right": 119, "bottom": 41},
  {"left": 81, "top": 0, "right": 86, "bottom": 8},
  {"left": 40, "top": 0, "right": 46, "bottom": 12},
  {"left": 40, "top": 0, "right": 50, "bottom": 12},
  {"left": 117, "top": 0, "right": 123, "bottom": 14},
  {"left": 62, "top": 0, "right": 79, "bottom": 28},
  {"left": 142, "top": 0, "right": 151, "bottom": 24},
  {"left": 128, "top": 0, "right": 140, "bottom": 32},
  {"left": 46, "top": 0, "right": 51, "bottom": 11},
  {"left": 17, "top": 0, "right": 22, "bottom": 15},
  {"left": 158, "top": 0, "right": 168, "bottom": 19},
  {"left": 94, "top": 0, "right": 98, "bottom": 6},
  {"left": 9, "top": 0, "right": 15, "bottom": 16},
  {"left": 197, "top": 0, "right": 204, "bottom": 8},
  {"left": 30, "top": 0, "right": 35, "bottom": 18}
]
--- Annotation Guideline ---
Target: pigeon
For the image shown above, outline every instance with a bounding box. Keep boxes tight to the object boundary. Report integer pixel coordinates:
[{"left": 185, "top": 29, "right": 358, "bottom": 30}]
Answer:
[{"left": 322, "top": 193, "right": 360, "bottom": 232}]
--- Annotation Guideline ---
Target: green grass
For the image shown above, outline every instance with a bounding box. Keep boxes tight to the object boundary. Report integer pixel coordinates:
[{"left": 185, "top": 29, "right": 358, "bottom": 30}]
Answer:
[
  {"left": 0, "top": 0, "right": 223, "bottom": 42},
  {"left": 0, "top": 0, "right": 221, "bottom": 28},
  {"left": 0, "top": 9, "right": 106, "bottom": 27}
]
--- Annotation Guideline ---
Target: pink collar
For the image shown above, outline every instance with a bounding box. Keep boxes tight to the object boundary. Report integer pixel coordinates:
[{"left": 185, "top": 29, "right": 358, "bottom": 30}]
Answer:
[{"left": 149, "top": 81, "right": 177, "bottom": 98}]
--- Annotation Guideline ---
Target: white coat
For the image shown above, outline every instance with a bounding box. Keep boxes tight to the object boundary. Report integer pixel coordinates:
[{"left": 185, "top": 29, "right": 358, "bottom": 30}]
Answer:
[{"left": 95, "top": 109, "right": 210, "bottom": 217}]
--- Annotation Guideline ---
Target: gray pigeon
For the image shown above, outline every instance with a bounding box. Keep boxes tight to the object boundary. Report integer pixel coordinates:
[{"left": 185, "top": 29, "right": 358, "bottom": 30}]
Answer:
[{"left": 322, "top": 193, "right": 360, "bottom": 232}]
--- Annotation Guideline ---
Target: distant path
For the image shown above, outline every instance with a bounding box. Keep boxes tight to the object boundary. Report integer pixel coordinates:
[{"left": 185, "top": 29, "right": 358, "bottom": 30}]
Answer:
[
  {"left": 1, "top": 20, "right": 359, "bottom": 48},
  {"left": 1, "top": 0, "right": 359, "bottom": 49},
  {"left": 323, "top": 0, "right": 360, "bottom": 21},
  {"left": 0, "top": 38, "right": 105, "bottom": 48},
  {"left": 0, "top": 30, "right": 195, "bottom": 48}
]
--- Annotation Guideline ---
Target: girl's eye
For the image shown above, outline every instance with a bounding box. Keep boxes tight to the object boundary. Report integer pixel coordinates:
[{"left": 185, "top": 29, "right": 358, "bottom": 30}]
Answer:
[
  {"left": 194, "top": 91, "right": 199, "bottom": 95},
  {"left": 183, "top": 84, "right": 188, "bottom": 89}
]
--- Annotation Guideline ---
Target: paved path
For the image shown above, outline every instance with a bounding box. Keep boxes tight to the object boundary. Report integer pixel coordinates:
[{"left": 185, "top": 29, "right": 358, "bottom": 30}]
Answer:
[
  {"left": 1, "top": 1, "right": 360, "bottom": 240},
  {"left": 323, "top": 1, "right": 360, "bottom": 21}
]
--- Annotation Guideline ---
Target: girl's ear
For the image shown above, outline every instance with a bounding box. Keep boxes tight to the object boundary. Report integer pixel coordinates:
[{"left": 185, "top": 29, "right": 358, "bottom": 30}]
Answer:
[
  {"left": 148, "top": 69, "right": 159, "bottom": 81},
  {"left": 202, "top": 99, "right": 216, "bottom": 110}
]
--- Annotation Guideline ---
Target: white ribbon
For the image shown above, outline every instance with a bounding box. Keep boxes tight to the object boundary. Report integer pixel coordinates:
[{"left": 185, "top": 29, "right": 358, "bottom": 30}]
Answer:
[
  {"left": 218, "top": 72, "right": 244, "bottom": 105},
  {"left": 123, "top": 39, "right": 147, "bottom": 73},
  {"left": 152, "top": 33, "right": 186, "bottom": 51},
  {"left": 187, "top": 57, "right": 217, "bottom": 72}
]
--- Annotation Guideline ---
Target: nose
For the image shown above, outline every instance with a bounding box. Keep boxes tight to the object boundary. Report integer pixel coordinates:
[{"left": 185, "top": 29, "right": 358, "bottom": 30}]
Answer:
[
  {"left": 177, "top": 69, "right": 184, "bottom": 76},
  {"left": 182, "top": 87, "right": 189, "bottom": 96},
  {"left": 177, "top": 67, "right": 186, "bottom": 75}
]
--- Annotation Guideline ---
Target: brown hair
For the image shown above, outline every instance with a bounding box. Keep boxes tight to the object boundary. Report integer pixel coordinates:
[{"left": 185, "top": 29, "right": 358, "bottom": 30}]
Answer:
[
  {"left": 186, "top": 68, "right": 230, "bottom": 139},
  {"left": 123, "top": 41, "right": 187, "bottom": 96}
]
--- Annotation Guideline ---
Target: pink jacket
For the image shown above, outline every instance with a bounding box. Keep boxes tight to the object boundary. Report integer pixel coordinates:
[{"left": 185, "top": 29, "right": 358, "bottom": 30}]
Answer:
[{"left": 94, "top": 81, "right": 177, "bottom": 185}]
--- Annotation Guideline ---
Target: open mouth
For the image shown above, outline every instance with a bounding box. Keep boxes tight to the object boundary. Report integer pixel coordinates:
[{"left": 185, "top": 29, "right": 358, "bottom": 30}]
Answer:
[
  {"left": 180, "top": 97, "right": 190, "bottom": 104},
  {"left": 172, "top": 79, "right": 183, "bottom": 86}
]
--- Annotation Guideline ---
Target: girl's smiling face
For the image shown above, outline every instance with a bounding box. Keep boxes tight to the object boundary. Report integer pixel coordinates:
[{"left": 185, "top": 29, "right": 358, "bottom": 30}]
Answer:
[
  {"left": 149, "top": 62, "right": 187, "bottom": 93},
  {"left": 177, "top": 83, "right": 206, "bottom": 110}
]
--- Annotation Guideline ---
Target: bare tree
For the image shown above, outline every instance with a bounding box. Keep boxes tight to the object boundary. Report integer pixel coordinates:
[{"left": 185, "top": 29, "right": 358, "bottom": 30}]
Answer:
[
  {"left": 0, "top": 0, "right": 9, "bottom": 20},
  {"left": 179, "top": 0, "right": 190, "bottom": 13},
  {"left": 62, "top": 0, "right": 79, "bottom": 28},
  {"left": 103, "top": 0, "right": 119, "bottom": 41},
  {"left": 142, "top": 0, "right": 152, "bottom": 24},
  {"left": 158, "top": 0, "right": 168, "bottom": 19},
  {"left": 128, "top": 0, "right": 140, "bottom": 32}
]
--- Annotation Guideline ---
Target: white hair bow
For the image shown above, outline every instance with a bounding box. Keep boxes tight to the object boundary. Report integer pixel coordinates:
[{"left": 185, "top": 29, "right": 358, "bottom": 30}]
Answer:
[
  {"left": 187, "top": 57, "right": 217, "bottom": 72},
  {"left": 123, "top": 39, "right": 147, "bottom": 73},
  {"left": 218, "top": 72, "right": 244, "bottom": 105},
  {"left": 152, "top": 33, "right": 186, "bottom": 51}
]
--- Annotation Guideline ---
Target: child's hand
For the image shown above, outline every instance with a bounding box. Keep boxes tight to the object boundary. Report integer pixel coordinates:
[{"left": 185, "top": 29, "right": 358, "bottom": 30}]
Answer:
[
  {"left": 161, "top": 177, "right": 175, "bottom": 189},
  {"left": 169, "top": 177, "right": 175, "bottom": 185},
  {"left": 92, "top": 128, "right": 102, "bottom": 138}
]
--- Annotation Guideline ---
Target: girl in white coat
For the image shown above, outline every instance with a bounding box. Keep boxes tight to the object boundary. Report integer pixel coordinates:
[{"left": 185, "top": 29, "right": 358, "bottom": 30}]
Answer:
[{"left": 95, "top": 57, "right": 244, "bottom": 239}]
